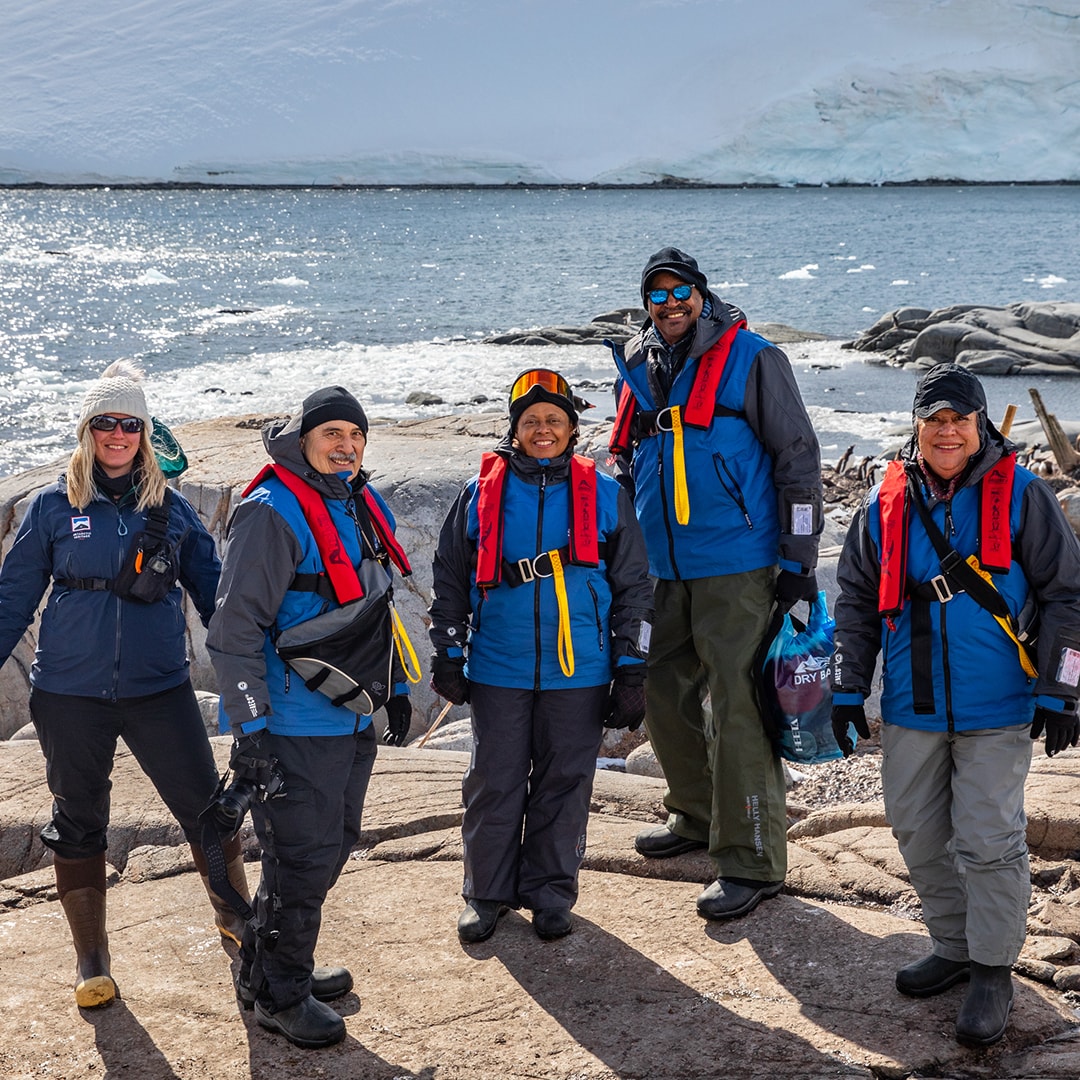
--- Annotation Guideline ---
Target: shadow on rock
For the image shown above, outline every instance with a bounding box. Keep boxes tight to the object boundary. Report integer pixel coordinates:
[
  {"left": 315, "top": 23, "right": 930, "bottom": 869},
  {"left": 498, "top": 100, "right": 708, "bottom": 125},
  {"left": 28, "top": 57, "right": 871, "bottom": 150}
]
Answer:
[{"left": 491, "top": 911, "right": 864, "bottom": 1080}]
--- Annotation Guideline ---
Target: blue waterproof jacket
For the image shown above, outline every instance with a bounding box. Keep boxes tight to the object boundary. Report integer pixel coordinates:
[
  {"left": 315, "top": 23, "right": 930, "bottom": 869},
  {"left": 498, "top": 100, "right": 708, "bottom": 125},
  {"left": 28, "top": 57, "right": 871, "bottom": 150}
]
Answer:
[
  {"left": 429, "top": 441, "right": 653, "bottom": 691},
  {"left": 207, "top": 420, "right": 404, "bottom": 737},
  {"left": 833, "top": 434, "right": 1080, "bottom": 731},
  {"left": 609, "top": 295, "right": 822, "bottom": 582},
  {"left": 0, "top": 477, "right": 219, "bottom": 699}
]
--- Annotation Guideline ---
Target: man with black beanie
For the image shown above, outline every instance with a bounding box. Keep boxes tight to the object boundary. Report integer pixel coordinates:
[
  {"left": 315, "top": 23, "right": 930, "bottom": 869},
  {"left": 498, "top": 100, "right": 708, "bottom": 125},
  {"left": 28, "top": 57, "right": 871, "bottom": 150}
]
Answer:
[
  {"left": 607, "top": 247, "right": 823, "bottom": 921},
  {"left": 208, "top": 385, "right": 414, "bottom": 1049}
]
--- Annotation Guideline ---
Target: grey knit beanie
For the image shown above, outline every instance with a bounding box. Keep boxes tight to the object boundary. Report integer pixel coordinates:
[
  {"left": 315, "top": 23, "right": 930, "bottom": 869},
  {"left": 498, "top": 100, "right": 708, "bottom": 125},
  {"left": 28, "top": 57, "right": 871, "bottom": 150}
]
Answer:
[{"left": 77, "top": 360, "right": 153, "bottom": 438}]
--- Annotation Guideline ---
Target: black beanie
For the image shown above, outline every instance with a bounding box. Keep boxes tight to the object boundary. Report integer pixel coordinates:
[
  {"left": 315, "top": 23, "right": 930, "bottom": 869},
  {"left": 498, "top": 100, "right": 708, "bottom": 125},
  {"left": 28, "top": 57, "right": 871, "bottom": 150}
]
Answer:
[
  {"left": 641, "top": 246, "right": 709, "bottom": 305},
  {"left": 300, "top": 386, "right": 369, "bottom": 436}
]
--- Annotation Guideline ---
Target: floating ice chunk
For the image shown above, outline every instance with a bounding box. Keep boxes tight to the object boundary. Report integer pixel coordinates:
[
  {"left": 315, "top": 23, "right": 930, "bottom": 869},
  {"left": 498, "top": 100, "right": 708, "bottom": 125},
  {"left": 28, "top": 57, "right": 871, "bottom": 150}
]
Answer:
[{"left": 779, "top": 264, "right": 818, "bottom": 280}]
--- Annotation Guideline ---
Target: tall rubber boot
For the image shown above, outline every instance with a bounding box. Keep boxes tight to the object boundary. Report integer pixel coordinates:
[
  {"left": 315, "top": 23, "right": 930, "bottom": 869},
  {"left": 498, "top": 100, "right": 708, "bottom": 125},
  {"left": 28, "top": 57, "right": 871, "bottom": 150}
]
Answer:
[
  {"left": 54, "top": 853, "right": 116, "bottom": 1009},
  {"left": 190, "top": 835, "right": 252, "bottom": 952}
]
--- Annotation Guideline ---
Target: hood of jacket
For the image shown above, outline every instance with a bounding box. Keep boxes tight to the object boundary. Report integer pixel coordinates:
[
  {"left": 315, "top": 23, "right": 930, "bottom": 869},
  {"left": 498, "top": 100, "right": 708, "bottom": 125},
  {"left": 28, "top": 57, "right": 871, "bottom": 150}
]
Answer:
[{"left": 262, "top": 414, "right": 368, "bottom": 501}]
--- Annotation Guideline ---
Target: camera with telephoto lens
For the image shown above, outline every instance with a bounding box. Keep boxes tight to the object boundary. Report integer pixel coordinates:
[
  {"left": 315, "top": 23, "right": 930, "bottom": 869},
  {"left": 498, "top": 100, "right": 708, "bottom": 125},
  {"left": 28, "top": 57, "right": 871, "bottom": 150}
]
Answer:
[{"left": 211, "top": 759, "right": 285, "bottom": 835}]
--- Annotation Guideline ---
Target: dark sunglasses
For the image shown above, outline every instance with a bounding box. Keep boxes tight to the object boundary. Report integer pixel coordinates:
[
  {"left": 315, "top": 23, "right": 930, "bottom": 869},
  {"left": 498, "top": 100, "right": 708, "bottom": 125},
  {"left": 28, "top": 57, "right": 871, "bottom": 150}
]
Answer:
[
  {"left": 89, "top": 415, "right": 145, "bottom": 434},
  {"left": 647, "top": 283, "right": 694, "bottom": 305}
]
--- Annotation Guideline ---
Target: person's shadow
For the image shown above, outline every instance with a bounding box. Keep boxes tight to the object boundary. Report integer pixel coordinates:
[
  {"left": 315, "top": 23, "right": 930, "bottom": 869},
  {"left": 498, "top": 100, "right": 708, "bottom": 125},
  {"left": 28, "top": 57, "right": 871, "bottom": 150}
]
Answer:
[
  {"left": 707, "top": 897, "right": 1075, "bottom": 1062},
  {"left": 86, "top": 1000, "right": 182, "bottom": 1080},
  {"left": 488, "top": 909, "right": 854, "bottom": 1079}
]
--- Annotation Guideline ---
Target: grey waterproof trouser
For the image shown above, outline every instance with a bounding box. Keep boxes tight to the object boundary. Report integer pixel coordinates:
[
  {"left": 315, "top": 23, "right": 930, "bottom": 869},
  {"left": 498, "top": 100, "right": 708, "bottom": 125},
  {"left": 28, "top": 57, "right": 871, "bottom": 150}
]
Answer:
[
  {"left": 881, "top": 721, "right": 1032, "bottom": 967},
  {"left": 462, "top": 683, "right": 607, "bottom": 911},
  {"left": 242, "top": 727, "right": 377, "bottom": 1011},
  {"left": 644, "top": 567, "right": 788, "bottom": 883}
]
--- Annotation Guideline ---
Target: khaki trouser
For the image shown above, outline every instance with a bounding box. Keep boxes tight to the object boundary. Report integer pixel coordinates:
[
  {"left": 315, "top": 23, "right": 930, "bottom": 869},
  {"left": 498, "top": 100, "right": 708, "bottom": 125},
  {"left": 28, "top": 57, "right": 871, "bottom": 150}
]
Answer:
[
  {"left": 644, "top": 567, "right": 787, "bottom": 882},
  {"left": 881, "top": 721, "right": 1032, "bottom": 967}
]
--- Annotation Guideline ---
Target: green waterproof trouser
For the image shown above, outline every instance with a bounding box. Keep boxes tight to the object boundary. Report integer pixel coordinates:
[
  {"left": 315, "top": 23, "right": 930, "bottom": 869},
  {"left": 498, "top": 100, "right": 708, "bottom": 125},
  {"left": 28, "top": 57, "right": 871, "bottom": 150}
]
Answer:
[{"left": 644, "top": 567, "right": 787, "bottom": 882}]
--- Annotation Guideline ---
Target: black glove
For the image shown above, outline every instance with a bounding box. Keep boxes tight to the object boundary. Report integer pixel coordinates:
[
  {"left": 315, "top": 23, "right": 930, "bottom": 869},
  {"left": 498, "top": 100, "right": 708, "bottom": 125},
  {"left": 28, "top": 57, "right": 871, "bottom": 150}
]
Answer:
[
  {"left": 831, "top": 703, "right": 870, "bottom": 758},
  {"left": 1031, "top": 704, "right": 1080, "bottom": 758},
  {"left": 605, "top": 666, "right": 647, "bottom": 731},
  {"left": 382, "top": 695, "right": 412, "bottom": 746},
  {"left": 776, "top": 569, "right": 818, "bottom": 611},
  {"left": 228, "top": 733, "right": 284, "bottom": 797},
  {"left": 430, "top": 654, "right": 470, "bottom": 705}
]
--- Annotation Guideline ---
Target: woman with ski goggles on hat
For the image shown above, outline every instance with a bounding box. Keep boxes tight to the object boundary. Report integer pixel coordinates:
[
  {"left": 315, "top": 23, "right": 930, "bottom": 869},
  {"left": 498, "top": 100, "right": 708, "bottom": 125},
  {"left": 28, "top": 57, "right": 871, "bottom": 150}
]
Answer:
[
  {"left": 429, "top": 368, "right": 654, "bottom": 943},
  {"left": 0, "top": 360, "right": 248, "bottom": 1010}
]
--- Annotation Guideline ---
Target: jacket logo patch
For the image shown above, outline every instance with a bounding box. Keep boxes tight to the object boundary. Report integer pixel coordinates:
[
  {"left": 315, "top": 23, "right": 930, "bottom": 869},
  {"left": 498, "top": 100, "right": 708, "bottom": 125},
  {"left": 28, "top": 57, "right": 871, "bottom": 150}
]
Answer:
[{"left": 70, "top": 516, "right": 91, "bottom": 539}]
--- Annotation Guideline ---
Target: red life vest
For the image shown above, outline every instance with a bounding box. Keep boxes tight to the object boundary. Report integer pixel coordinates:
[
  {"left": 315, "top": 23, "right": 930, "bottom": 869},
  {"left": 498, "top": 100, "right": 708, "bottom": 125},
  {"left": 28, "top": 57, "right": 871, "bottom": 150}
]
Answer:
[
  {"left": 474, "top": 453, "right": 599, "bottom": 588},
  {"left": 877, "top": 454, "right": 1016, "bottom": 616},
  {"left": 608, "top": 320, "right": 745, "bottom": 454},
  {"left": 243, "top": 464, "right": 411, "bottom": 604}
]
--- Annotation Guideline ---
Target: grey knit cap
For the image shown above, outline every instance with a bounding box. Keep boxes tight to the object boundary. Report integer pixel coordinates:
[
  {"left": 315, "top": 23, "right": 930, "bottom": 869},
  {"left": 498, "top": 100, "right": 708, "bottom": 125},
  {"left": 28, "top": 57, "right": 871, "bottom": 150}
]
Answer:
[{"left": 77, "top": 360, "right": 153, "bottom": 438}]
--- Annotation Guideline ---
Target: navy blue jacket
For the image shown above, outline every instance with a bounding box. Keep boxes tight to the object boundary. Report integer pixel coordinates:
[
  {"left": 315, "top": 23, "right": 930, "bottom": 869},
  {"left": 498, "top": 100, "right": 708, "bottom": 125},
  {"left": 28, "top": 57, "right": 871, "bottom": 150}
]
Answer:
[{"left": 0, "top": 477, "right": 219, "bottom": 699}]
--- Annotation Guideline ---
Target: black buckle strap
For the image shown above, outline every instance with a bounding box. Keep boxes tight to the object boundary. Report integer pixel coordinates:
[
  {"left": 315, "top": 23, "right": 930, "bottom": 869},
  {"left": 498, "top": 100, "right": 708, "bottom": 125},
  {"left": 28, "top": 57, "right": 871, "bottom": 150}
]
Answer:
[
  {"left": 56, "top": 577, "right": 113, "bottom": 591},
  {"left": 497, "top": 542, "right": 609, "bottom": 588},
  {"left": 633, "top": 403, "right": 743, "bottom": 440}
]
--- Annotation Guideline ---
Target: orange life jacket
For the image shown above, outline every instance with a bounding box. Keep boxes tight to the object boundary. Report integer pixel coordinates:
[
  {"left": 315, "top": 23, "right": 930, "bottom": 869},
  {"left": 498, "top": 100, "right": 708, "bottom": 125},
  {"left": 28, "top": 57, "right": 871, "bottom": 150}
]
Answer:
[
  {"left": 608, "top": 320, "right": 745, "bottom": 454},
  {"left": 474, "top": 453, "right": 599, "bottom": 588},
  {"left": 244, "top": 464, "right": 411, "bottom": 604},
  {"left": 877, "top": 453, "right": 1015, "bottom": 616}
]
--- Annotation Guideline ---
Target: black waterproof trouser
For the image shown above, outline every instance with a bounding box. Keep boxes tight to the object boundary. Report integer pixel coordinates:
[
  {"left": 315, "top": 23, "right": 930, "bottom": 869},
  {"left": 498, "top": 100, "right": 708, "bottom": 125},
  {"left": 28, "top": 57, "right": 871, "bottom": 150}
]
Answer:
[
  {"left": 241, "top": 727, "right": 377, "bottom": 1012},
  {"left": 462, "top": 683, "right": 607, "bottom": 911},
  {"left": 30, "top": 681, "right": 219, "bottom": 859}
]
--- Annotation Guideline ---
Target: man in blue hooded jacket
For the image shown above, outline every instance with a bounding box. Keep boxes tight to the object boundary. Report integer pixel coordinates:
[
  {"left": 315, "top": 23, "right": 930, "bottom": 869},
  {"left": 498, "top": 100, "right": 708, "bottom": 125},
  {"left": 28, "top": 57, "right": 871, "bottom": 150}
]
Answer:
[{"left": 609, "top": 247, "right": 822, "bottom": 920}]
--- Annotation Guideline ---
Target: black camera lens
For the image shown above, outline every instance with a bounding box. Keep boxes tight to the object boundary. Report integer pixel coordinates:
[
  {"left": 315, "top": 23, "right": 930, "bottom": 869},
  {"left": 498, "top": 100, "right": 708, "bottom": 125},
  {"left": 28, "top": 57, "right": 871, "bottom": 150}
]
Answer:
[{"left": 212, "top": 777, "right": 257, "bottom": 834}]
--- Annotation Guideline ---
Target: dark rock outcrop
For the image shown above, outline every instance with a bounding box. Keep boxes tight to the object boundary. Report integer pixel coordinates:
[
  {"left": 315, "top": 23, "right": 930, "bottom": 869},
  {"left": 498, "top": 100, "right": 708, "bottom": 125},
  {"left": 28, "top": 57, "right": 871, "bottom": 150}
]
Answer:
[{"left": 846, "top": 302, "right": 1080, "bottom": 373}]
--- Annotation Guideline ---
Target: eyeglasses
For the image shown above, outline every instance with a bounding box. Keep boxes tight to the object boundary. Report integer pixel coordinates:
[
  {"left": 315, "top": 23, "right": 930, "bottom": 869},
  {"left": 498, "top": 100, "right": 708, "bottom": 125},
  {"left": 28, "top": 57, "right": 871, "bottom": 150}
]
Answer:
[
  {"left": 647, "top": 283, "right": 694, "bottom": 305},
  {"left": 89, "top": 415, "right": 145, "bottom": 434},
  {"left": 509, "top": 369, "right": 571, "bottom": 404}
]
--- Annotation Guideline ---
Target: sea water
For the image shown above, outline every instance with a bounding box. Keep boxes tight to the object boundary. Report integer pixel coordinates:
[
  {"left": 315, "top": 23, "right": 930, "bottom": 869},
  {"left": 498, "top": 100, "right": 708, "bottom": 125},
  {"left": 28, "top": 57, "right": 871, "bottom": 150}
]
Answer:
[{"left": 1, "top": 185, "right": 1078, "bottom": 477}]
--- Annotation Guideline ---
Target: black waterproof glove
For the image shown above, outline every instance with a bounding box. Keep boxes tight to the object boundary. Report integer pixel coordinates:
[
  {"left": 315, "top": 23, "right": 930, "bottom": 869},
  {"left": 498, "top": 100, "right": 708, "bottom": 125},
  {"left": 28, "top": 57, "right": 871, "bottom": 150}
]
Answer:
[
  {"left": 228, "top": 733, "right": 284, "bottom": 797},
  {"left": 605, "top": 666, "right": 647, "bottom": 731},
  {"left": 382, "top": 695, "right": 412, "bottom": 746},
  {"left": 430, "top": 654, "right": 470, "bottom": 705},
  {"left": 776, "top": 569, "right": 818, "bottom": 611},
  {"left": 831, "top": 703, "right": 871, "bottom": 758},
  {"left": 1031, "top": 705, "right": 1080, "bottom": 758}
]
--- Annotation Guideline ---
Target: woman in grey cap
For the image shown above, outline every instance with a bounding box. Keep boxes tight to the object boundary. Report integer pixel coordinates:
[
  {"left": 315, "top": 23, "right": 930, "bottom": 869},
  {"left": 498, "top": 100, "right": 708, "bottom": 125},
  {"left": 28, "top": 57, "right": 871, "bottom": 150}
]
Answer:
[
  {"left": 0, "top": 360, "right": 246, "bottom": 1010},
  {"left": 831, "top": 362, "right": 1080, "bottom": 1048}
]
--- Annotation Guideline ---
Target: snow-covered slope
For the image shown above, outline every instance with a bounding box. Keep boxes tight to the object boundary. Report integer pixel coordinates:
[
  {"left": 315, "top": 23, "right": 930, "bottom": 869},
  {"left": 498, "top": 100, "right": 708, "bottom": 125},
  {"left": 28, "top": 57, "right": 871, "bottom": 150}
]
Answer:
[{"left": 2, "top": 0, "right": 1077, "bottom": 186}]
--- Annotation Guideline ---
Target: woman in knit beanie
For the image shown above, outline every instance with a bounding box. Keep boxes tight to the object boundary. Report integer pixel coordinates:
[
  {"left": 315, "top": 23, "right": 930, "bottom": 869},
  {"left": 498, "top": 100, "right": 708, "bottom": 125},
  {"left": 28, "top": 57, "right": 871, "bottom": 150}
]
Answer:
[{"left": 0, "top": 359, "right": 251, "bottom": 1009}]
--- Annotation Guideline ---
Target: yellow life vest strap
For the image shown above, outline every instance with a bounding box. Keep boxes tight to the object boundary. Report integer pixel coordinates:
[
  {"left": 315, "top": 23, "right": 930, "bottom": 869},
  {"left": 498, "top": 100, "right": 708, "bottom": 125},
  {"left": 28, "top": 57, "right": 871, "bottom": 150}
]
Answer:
[
  {"left": 550, "top": 549, "right": 575, "bottom": 678},
  {"left": 670, "top": 405, "right": 690, "bottom": 526}
]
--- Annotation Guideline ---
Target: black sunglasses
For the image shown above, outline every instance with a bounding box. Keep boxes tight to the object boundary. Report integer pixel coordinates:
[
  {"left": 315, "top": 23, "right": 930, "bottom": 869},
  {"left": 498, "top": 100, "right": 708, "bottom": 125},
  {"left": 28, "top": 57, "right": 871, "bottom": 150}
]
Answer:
[
  {"left": 647, "top": 283, "right": 694, "bottom": 305},
  {"left": 89, "top": 415, "right": 145, "bottom": 434}
]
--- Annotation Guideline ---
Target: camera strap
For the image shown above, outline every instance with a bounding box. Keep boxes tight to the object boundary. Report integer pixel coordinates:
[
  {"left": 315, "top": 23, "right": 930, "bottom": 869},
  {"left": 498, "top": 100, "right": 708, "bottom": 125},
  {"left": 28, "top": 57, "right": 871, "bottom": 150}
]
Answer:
[{"left": 197, "top": 783, "right": 279, "bottom": 950}]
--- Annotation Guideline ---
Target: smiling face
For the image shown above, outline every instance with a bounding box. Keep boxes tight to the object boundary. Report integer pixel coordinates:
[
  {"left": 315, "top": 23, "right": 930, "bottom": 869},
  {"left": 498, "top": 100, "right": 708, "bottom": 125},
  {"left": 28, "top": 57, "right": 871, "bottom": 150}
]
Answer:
[
  {"left": 917, "top": 409, "right": 981, "bottom": 480},
  {"left": 514, "top": 402, "right": 574, "bottom": 459},
  {"left": 90, "top": 413, "right": 142, "bottom": 478},
  {"left": 300, "top": 418, "right": 366, "bottom": 479},
  {"left": 645, "top": 270, "right": 705, "bottom": 346}
]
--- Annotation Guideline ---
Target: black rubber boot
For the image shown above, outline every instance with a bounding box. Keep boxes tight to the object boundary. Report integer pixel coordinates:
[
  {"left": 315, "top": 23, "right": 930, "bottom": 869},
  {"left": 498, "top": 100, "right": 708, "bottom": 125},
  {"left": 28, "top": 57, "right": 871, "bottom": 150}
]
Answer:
[
  {"left": 896, "top": 954, "right": 970, "bottom": 998},
  {"left": 955, "top": 962, "right": 1014, "bottom": 1048},
  {"left": 254, "top": 994, "right": 346, "bottom": 1049},
  {"left": 457, "top": 899, "right": 508, "bottom": 944},
  {"left": 54, "top": 853, "right": 117, "bottom": 1009},
  {"left": 237, "top": 966, "right": 354, "bottom": 1010}
]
